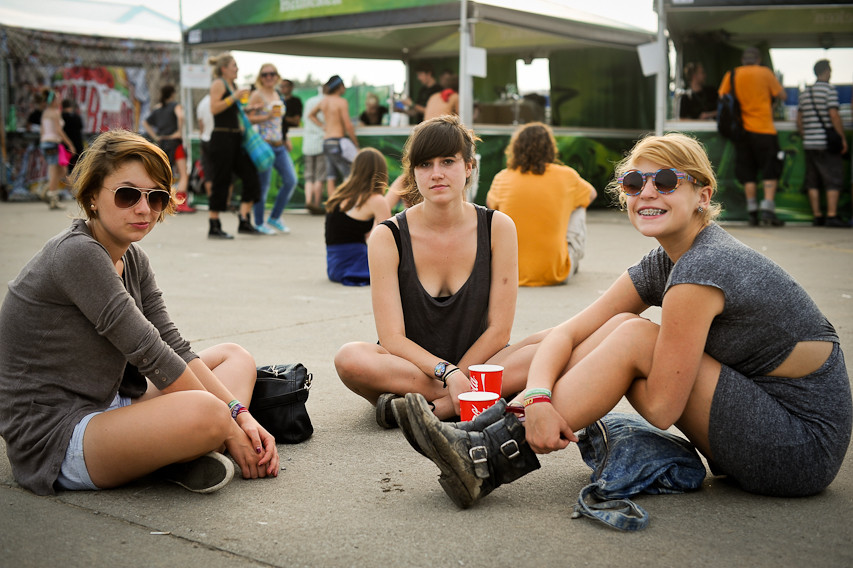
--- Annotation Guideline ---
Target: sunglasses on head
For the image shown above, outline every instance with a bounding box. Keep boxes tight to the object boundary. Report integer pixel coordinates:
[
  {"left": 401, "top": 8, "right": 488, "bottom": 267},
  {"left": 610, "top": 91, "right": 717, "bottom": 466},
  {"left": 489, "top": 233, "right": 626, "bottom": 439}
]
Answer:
[
  {"left": 260, "top": 71, "right": 278, "bottom": 78},
  {"left": 617, "top": 168, "right": 698, "bottom": 196},
  {"left": 107, "top": 186, "right": 171, "bottom": 212}
]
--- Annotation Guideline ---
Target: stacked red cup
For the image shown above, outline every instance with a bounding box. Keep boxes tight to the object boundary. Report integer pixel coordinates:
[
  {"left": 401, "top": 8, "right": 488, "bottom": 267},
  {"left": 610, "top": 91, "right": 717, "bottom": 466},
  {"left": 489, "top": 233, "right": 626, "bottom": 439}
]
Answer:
[{"left": 459, "top": 364, "right": 503, "bottom": 421}]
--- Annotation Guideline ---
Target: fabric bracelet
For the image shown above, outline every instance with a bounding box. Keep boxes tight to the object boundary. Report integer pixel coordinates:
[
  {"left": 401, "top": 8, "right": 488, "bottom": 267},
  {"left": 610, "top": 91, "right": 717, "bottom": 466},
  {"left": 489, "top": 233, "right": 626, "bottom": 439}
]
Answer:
[
  {"left": 525, "top": 388, "right": 552, "bottom": 399},
  {"left": 231, "top": 402, "right": 247, "bottom": 419},
  {"left": 523, "top": 395, "right": 552, "bottom": 407},
  {"left": 228, "top": 399, "right": 240, "bottom": 411}
]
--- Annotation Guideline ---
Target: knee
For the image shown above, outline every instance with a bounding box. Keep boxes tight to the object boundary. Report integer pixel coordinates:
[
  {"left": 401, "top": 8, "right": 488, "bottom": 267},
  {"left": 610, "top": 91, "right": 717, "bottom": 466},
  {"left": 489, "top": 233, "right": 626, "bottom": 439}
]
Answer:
[
  {"left": 219, "top": 342, "right": 256, "bottom": 369},
  {"left": 611, "top": 315, "right": 659, "bottom": 345},
  {"left": 334, "top": 342, "right": 371, "bottom": 385},
  {"left": 180, "top": 391, "right": 233, "bottom": 443}
]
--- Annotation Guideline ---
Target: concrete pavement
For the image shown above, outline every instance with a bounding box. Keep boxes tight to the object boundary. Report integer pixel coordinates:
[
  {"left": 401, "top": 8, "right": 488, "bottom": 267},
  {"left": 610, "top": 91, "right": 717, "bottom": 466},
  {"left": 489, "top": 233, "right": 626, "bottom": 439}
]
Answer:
[{"left": 1, "top": 202, "right": 852, "bottom": 567}]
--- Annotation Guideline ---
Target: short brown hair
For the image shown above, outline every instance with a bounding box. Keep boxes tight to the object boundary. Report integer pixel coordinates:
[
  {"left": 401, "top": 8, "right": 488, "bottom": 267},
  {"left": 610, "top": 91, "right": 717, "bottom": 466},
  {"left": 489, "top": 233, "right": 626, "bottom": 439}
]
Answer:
[
  {"left": 71, "top": 129, "right": 176, "bottom": 222},
  {"left": 397, "top": 115, "right": 479, "bottom": 205}
]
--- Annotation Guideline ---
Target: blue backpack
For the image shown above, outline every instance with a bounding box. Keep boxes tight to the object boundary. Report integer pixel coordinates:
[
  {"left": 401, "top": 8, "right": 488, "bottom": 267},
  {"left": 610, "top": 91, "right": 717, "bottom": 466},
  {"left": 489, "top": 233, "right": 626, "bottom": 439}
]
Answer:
[{"left": 717, "top": 68, "right": 743, "bottom": 141}]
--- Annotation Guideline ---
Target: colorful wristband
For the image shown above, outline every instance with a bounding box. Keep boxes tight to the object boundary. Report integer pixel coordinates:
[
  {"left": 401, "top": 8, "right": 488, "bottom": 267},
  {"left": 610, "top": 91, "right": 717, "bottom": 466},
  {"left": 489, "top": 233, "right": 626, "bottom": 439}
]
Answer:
[
  {"left": 230, "top": 402, "right": 246, "bottom": 419},
  {"left": 525, "top": 388, "right": 552, "bottom": 399},
  {"left": 523, "top": 395, "right": 552, "bottom": 407},
  {"left": 228, "top": 399, "right": 240, "bottom": 410}
]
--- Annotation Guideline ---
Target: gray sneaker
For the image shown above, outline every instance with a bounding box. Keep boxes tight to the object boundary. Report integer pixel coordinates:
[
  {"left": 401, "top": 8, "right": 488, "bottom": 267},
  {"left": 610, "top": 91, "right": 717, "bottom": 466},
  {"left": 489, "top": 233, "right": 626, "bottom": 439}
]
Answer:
[{"left": 163, "top": 451, "right": 234, "bottom": 494}]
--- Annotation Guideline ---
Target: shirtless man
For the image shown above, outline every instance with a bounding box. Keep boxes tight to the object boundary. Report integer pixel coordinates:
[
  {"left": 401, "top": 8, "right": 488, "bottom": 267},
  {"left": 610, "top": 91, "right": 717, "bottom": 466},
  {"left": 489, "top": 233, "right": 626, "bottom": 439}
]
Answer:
[
  {"left": 424, "top": 72, "right": 459, "bottom": 120},
  {"left": 309, "top": 75, "right": 359, "bottom": 183}
]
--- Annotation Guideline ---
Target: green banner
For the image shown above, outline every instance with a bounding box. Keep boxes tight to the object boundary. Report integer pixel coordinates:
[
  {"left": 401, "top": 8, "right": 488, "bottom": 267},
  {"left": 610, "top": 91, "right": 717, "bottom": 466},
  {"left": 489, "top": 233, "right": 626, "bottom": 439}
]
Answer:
[{"left": 194, "top": 0, "right": 451, "bottom": 29}]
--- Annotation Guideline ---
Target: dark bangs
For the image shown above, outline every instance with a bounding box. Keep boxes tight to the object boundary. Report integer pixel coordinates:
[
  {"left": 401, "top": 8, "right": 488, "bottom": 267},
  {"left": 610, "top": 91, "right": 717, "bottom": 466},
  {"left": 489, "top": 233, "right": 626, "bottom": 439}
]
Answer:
[{"left": 408, "top": 120, "right": 471, "bottom": 165}]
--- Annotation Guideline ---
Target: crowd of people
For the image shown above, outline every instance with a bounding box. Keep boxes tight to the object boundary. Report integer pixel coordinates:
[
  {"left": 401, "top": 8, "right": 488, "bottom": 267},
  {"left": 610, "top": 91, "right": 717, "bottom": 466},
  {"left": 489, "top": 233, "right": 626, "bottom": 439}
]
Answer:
[{"left": 2, "top": 52, "right": 850, "bottom": 501}]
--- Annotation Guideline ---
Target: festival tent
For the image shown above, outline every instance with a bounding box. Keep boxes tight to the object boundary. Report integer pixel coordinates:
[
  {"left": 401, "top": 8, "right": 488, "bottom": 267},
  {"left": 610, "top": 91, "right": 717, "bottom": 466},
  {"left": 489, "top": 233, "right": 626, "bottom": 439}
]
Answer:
[{"left": 187, "top": 0, "right": 657, "bottom": 129}]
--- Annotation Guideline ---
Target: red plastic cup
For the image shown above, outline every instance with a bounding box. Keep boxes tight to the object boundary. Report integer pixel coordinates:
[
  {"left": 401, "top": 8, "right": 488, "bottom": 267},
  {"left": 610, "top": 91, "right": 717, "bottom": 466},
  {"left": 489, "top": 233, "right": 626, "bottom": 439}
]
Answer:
[
  {"left": 468, "top": 364, "right": 503, "bottom": 396},
  {"left": 459, "top": 392, "right": 500, "bottom": 421}
]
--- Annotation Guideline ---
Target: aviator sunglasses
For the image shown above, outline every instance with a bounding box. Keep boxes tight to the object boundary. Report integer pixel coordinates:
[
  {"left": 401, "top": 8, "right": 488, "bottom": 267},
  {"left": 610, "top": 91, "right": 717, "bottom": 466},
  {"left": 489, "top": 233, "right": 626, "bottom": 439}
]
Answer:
[
  {"left": 107, "top": 186, "right": 171, "bottom": 212},
  {"left": 618, "top": 168, "right": 698, "bottom": 196},
  {"left": 260, "top": 71, "right": 278, "bottom": 78}
]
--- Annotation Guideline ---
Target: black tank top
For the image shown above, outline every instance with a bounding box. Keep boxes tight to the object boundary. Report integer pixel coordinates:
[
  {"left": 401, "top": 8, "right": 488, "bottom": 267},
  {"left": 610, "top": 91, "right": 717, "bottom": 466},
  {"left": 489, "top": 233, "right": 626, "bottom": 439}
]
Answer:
[
  {"left": 380, "top": 205, "right": 493, "bottom": 364},
  {"left": 325, "top": 208, "right": 374, "bottom": 245},
  {"left": 214, "top": 79, "right": 240, "bottom": 130}
]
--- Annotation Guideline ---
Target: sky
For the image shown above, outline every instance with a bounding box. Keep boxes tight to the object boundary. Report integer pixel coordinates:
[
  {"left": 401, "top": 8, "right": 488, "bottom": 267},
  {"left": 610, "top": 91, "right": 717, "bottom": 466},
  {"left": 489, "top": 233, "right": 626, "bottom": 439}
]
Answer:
[{"left": 113, "top": 1, "right": 853, "bottom": 92}]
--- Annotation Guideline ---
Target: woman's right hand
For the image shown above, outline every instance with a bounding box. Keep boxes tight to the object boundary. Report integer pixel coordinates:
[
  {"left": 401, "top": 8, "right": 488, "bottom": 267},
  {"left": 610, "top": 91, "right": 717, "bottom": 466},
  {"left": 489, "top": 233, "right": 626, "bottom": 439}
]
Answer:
[
  {"left": 523, "top": 402, "right": 577, "bottom": 454},
  {"left": 224, "top": 419, "right": 269, "bottom": 479},
  {"left": 446, "top": 369, "right": 469, "bottom": 416}
]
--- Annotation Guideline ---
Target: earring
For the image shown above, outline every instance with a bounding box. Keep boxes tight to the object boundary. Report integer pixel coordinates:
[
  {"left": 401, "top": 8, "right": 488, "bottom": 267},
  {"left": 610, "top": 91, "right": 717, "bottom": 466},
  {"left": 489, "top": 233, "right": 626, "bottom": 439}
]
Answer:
[
  {"left": 90, "top": 204, "right": 96, "bottom": 210},
  {"left": 697, "top": 206, "right": 704, "bottom": 213}
]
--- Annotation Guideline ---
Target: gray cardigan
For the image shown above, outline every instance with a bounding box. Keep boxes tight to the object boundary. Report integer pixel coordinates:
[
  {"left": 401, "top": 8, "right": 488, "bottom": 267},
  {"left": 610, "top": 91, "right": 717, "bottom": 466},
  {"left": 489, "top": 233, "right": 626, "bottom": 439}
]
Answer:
[{"left": 0, "top": 219, "right": 196, "bottom": 495}]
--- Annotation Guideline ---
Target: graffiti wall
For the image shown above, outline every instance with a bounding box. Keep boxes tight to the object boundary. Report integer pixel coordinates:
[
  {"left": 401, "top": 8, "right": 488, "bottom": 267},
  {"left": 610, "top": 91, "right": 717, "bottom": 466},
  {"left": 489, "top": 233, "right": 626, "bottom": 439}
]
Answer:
[{"left": 1, "top": 24, "right": 179, "bottom": 196}]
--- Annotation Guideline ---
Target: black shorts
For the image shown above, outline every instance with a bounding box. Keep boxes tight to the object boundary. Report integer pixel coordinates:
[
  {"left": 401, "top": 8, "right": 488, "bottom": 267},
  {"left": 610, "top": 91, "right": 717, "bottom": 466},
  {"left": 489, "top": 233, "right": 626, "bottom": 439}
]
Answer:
[
  {"left": 735, "top": 131, "right": 783, "bottom": 184},
  {"left": 803, "top": 149, "right": 844, "bottom": 191}
]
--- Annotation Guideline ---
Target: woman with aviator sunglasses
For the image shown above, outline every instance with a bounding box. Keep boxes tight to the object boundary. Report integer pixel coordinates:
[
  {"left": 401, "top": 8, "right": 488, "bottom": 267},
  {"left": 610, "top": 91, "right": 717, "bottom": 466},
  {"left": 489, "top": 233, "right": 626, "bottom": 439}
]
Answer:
[
  {"left": 0, "top": 130, "right": 279, "bottom": 495},
  {"left": 247, "top": 63, "right": 298, "bottom": 235},
  {"left": 401, "top": 132, "right": 849, "bottom": 507}
]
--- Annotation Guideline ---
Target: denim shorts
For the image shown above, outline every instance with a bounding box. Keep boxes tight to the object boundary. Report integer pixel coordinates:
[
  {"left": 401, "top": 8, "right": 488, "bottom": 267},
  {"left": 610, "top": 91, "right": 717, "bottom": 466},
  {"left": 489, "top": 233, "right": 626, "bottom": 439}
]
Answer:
[
  {"left": 55, "top": 393, "right": 133, "bottom": 491},
  {"left": 40, "top": 142, "right": 59, "bottom": 166}
]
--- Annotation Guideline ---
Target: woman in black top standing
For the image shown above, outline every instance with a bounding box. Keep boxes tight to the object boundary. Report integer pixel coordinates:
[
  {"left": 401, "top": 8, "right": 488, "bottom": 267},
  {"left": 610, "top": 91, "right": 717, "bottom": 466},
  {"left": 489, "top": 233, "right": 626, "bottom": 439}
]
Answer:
[{"left": 206, "top": 53, "right": 261, "bottom": 238}]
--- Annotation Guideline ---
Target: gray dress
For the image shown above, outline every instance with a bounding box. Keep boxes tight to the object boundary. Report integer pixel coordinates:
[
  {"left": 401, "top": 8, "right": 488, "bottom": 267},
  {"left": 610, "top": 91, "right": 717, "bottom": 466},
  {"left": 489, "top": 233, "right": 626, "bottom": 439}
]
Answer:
[
  {"left": 628, "top": 223, "right": 851, "bottom": 496},
  {"left": 0, "top": 219, "right": 196, "bottom": 495}
]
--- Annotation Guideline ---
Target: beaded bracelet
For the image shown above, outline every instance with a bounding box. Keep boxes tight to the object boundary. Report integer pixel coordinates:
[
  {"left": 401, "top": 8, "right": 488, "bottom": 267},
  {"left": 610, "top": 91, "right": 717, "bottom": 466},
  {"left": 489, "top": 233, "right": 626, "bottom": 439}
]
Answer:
[{"left": 523, "top": 395, "right": 552, "bottom": 407}]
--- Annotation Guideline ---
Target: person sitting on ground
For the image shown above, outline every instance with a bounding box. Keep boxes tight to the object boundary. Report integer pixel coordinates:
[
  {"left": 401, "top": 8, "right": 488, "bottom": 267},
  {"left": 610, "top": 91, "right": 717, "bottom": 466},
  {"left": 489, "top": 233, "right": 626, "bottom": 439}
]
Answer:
[
  {"left": 325, "top": 147, "right": 392, "bottom": 286},
  {"left": 334, "top": 115, "right": 548, "bottom": 428},
  {"left": 398, "top": 132, "right": 851, "bottom": 508},
  {"left": 487, "top": 122, "right": 597, "bottom": 286},
  {"left": 0, "top": 130, "right": 279, "bottom": 496}
]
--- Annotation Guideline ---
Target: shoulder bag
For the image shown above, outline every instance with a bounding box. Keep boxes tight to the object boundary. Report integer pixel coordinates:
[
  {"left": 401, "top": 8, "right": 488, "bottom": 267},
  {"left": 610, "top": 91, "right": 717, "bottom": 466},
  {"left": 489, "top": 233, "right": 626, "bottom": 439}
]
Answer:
[
  {"left": 717, "top": 68, "right": 743, "bottom": 141},
  {"left": 252, "top": 363, "right": 313, "bottom": 444},
  {"left": 223, "top": 80, "right": 275, "bottom": 171}
]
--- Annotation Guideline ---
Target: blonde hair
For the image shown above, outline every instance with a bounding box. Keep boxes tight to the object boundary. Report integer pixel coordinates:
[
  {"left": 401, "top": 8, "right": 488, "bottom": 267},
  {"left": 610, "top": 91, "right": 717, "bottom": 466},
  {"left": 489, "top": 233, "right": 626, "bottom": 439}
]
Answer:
[
  {"left": 254, "top": 63, "right": 279, "bottom": 89},
  {"left": 71, "top": 129, "right": 176, "bottom": 222},
  {"left": 607, "top": 132, "right": 721, "bottom": 223},
  {"left": 208, "top": 52, "right": 234, "bottom": 78}
]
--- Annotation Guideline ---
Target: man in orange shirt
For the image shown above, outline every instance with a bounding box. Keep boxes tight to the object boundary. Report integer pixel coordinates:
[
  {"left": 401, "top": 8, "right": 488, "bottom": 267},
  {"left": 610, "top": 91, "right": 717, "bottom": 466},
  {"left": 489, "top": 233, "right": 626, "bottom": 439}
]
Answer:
[{"left": 719, "top": 47, "right": 787, "bottom": 226}]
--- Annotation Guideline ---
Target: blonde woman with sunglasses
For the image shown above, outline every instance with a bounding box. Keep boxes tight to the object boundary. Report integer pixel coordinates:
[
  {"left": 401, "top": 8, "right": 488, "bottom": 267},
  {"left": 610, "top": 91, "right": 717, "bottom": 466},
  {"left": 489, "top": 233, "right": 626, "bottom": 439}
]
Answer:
[
  {"left": 247, "top": 63, "right": 298, "bottom": 234},
  {"left": 400, "top": 132, "right": 850, "bottom": 507},
  {"left": 0, "top": 130, "right": 279, "bottom": 496}
]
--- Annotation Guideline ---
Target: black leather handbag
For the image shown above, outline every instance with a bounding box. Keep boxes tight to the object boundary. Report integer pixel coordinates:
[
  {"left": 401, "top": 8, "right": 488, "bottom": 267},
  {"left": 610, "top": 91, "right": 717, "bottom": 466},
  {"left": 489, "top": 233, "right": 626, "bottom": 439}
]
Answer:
[{"left": 252, "top": 364, "right": 313, "bottom": 444}]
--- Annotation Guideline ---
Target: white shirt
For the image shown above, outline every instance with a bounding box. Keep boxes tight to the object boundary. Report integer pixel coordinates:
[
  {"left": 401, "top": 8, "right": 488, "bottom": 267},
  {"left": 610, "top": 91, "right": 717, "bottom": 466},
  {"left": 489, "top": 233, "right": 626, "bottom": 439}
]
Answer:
[{"left": 196, "top": 94, "right": 214, "bottom": 142}]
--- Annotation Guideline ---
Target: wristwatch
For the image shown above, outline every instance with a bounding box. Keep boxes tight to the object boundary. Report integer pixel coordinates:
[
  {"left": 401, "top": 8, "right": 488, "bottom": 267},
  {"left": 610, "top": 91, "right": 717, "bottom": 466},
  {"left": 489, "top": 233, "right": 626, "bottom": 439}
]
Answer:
[{"left": 434, "top": 361, "right": 451, "bottom": 388}]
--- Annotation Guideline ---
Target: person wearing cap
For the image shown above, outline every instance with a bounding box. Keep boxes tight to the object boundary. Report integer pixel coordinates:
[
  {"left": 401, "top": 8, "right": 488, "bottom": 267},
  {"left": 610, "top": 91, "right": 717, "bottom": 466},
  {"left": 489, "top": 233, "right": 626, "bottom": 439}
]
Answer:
[
  {"left": 718, "top": 47, "right": 787, "bottom": 226},
  {"left": 309, "top": 75, "right": 360, "bottom": 185}
]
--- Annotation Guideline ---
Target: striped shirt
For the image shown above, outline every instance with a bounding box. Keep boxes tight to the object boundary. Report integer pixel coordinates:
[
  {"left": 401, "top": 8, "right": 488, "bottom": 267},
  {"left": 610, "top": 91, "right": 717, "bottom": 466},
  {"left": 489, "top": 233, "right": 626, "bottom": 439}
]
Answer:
[{"left": 798, "top": 81, "right": 839, "bottom": 150}]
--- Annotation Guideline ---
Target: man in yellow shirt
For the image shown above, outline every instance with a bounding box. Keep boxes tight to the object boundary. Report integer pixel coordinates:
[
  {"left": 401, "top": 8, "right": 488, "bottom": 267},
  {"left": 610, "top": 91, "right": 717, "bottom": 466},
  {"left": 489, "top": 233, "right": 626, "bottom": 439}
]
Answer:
[
  {"left": 487, "top": 123, "right": 596, "bottom": 286},
  {"left": 718, "top": 47, "right": 787, "bottom": 226}
]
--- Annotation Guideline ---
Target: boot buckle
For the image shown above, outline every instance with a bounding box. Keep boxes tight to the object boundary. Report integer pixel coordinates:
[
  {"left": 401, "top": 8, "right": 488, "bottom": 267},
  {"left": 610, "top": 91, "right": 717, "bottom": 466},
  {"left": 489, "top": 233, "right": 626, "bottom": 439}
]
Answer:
[
  {"left": 500, "top": 440, "right": 520, "bottom": 460},
  {"left": 469, "top": 445, "right": 488, "bottom": 464}
]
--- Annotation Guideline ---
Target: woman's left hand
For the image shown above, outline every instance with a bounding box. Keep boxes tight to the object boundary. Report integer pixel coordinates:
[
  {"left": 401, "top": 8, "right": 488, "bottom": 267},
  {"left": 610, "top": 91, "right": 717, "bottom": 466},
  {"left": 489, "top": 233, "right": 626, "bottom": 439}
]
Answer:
[
  {"left": 227, "top": 413, "right": 280, "bottom": 478},
  {"left": 447, "top": 369, "right": 469, "bottom": 416}
]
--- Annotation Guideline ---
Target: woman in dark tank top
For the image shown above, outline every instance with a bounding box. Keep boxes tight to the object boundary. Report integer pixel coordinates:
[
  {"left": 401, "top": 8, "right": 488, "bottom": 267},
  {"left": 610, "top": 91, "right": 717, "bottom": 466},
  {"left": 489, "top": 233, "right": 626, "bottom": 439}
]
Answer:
[
  {"left": 324, "top": 147, "right": 391, "bottom": 286},
  {"left": 334, "top": 116, "right": 549, "bottom": 426}
]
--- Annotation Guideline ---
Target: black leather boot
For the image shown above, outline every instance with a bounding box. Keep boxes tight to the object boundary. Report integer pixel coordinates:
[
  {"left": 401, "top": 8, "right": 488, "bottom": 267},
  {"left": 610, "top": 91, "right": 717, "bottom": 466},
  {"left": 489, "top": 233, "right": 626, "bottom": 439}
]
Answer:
[
  {"left": 404, "top": 393, "right": 540, "bottom": 509},
  {"left": 394, "top": 397, "right": 509, "bottom": 457},
  {"left": 238, "top": 215, "right": 261, "bottom": 235},
  {"left": 208, "top": 218, "right": 233, "bottom": 239}
]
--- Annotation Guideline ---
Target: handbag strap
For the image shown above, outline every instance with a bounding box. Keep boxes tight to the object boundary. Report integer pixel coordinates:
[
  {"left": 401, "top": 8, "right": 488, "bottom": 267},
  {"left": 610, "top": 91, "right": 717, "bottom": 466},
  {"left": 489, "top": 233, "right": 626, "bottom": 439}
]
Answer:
[
  {"left": 572, "top": 483, "right": 650, "bottom": 531},
  {"left": 809, "top": 86, "right": 831, "bottom": 130}
]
